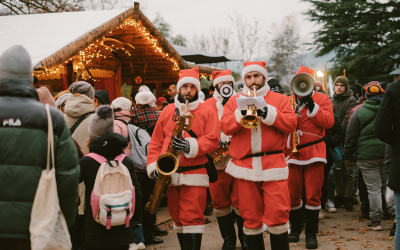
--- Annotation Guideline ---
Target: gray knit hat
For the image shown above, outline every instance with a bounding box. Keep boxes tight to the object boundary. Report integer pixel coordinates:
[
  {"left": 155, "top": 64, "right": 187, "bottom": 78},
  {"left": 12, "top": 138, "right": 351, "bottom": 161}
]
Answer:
[
  {"left": 89, "top": 105, "right": 114, "bottom": 141},
  {"left": 69, "top": 81, "right": 95, "bottom": 98},
  {"left": 0, "top": 45, "right": 33, "bottom": 85},
  {"left": 55, "top": 93, "right": 72, "bottom": 108}
]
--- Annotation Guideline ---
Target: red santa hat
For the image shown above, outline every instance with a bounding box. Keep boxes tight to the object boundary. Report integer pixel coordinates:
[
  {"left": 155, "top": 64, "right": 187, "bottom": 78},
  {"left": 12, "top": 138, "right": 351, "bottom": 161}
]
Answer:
[
  {"left": 295, "top": 66, "right": 315, "bottom": 79},
  {"left": 177, "top": 67, "right": 200, "bottom": 92},
  {"left": 241, "top": 61, "right": 268, "bottom": 82},
  {"left": 212, "top": 69, "right": 235, "bottom": 87}
]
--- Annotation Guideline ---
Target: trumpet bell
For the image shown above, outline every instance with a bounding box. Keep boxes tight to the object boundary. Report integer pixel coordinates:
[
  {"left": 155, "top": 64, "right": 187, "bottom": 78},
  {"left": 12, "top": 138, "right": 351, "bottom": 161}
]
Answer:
[
  {"left": 156, "top": 153, "right": 179, "bottom": 175},
  {"left": 240, "top": 114, "right": 260, "bottom": 129},
  {"left": 291, "top": 73, "right": 315, "bottom": 97}
]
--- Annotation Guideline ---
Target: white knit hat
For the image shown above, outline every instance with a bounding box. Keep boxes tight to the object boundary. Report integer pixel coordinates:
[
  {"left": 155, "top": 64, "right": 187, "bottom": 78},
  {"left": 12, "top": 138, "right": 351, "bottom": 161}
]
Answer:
[
  {"left": 111, "top": 97, "right": 132, "bottom": 110},
  {"left": 139, "top": 85, "right": 150, "bottom": 92},
  {"left": 135, "top": 91, "right": 156, "bottom": 107}
]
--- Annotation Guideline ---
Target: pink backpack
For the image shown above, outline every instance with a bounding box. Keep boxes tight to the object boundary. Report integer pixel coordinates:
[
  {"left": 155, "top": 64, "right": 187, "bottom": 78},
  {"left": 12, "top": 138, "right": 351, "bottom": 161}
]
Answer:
[{"left": 86, "top": 153, "right": 135, "bottom": 229}]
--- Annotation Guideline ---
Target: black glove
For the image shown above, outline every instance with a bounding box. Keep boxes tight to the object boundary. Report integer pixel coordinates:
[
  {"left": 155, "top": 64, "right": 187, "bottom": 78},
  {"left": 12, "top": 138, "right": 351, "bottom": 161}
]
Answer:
[
  {"left": 172, "top": 137, "right": 190, "bottom": 153},
  {"left": 152, "top": 169, "right": 159, "bottom": 182},
  {"left": 257, "top": 106, "right": 268, "bottom": 119},
  {"left": 219, "top": 141, "right": 229, "bottom": 150},
  {"left": 301, "top": 95, "right": 315, "bottom": 113}
]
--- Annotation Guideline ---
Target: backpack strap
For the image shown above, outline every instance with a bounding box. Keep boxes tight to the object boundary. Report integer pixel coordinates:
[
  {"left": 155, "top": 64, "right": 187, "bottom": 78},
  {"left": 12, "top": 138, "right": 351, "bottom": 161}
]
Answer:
[
  {"left": 115, "top": 119, "right": 129, "bottom": 126},
  {"left": 85, "top": 153, "right": 107, "bottom": 164},
  {"left": 114, "top": 154, "right": 126, "bottom": 162},
  {"left": 70, "top": 112, "right": 94, "bottom": 135}
]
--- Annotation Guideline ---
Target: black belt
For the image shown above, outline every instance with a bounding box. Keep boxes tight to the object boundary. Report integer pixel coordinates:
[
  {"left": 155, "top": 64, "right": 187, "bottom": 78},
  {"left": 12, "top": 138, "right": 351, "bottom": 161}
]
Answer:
[
  {"left": 242, "top": 150, "right": 283, "bottom": 159},
  {"left": 176, "top": 164, "right": 206, "bottom": 173},
  {"left": 296, "top": 138, "right": 325, "bottom": 150}
]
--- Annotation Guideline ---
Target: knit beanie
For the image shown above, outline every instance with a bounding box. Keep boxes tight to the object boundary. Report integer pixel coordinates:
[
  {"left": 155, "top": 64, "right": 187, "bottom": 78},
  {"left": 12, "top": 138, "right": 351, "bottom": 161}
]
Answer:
[
  {"left": 94, "top": 90, "right": 110, "bottom": 105},
  {"left": 365, "top": 82, "right": 384, "bottom": 98},
  {"left": 88, "top": 105, "right": 114, "bottom": 142},
  {"left": 334, "top": 76, "right": 349, "bottom": 91},
  {"left": 55, "top": 93, "right": 72, "bottom": 108},
  {"left": 69, "top": 81, "right": 95, "bottom": 98},
  {"left": 0, "top": 45, "right": 33, "bottom": 85},
  {"left": 111, "top": 97, "right": 132, "bottom": 111}
]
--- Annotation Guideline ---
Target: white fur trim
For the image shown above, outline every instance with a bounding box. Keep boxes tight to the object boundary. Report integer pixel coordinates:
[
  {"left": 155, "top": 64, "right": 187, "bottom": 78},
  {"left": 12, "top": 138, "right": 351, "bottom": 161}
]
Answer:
[
  {"left": 242, "top": 83, "right": 270, "bottom": 97},
  {"left": 135, "top": 91, "right": 156, "bottom": 106},
  {"left": 287, "top": 158, "right": 327, "bottom": 166},
  {"left": 170, "top": 173, "right": 209, "bottom": 187},
  {"left": 213, "top": 90, "right": 224, "bottom": 102},
  {"left": 214, "top": 207, "right": 232, "bottom": 217},
  {"left": 307, "top": 103, "right": 319, "bottom": 118},
  {"left": 177, "top": 77, "right": 201, "bottom": 92},
  {"left": 216, "top": 98, "right": 224, "bottom": 121},
  {"left": 213, "top": 75, "right": 235, "bottom": 86},
  {"left": 183, "top": 225, "right": 204, "bottom": 234},
  {"left": 111, "top": 97, "right": 132, "bottom": 110},
  {"left": 234, "top": 208, "right": 240, "bottom": 216},
  {"left": 268, "top": 222, "right": 289, "bottom": 235},
  {"left": 235, "top": 108, "right": 243, "bottom": 124},
  {"left": 291, "top": 200, "right": 303, "bottom": 210},
  {"left": 147, "top": 162, "right": 157, "bottom": 178},
  {"left": 225, "top": 160, "right": 288, "bottom": 182},
  {"left": 242, "top": 65, "right": 268, "bottom": 83},
  {"left": 243, "top": 226, "right": 264, "bottom": 235},
  {"left": 174, "top": 223, "right": 183, "bottom": 233},
  {"left": 183, "top": 138, "right": 198, "bottom": 159},
  {"left": 174, "top": 95, "right": 200, "bottom": 111},
  {"left": 261, "top": 104, "right": 277, "bottom": 126},
  {"left": 305, "top": 205, "right": 321, "bottom": 210}
]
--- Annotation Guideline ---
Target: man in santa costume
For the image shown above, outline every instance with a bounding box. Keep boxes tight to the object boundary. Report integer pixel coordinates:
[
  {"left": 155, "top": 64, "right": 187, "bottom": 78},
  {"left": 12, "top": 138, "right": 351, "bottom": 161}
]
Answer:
[
  {"left": 220, "top": 61, "right": 297, "bottom": 250},
  {"left": 147, "top": 67, "right": 219, "bottom": 249},
  {"left": 204, "top": 69, "right": 247, "bottom": 250},
  {"left": 286, "top": 66, "right": 334, "bottom": 249}
]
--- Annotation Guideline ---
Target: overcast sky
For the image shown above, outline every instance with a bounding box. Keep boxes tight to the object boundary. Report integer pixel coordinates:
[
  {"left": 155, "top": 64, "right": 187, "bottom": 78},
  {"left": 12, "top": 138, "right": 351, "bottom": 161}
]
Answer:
[{"left": 139, "top": 0, "right": 319, "bottom": 44}]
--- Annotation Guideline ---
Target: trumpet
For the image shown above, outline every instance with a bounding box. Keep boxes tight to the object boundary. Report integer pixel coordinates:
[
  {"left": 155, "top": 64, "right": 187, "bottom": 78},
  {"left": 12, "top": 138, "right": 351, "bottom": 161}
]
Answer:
[
  {"left": 289, "top": 91, "right": 298, "bottom": 153},
  {"left": 145, "top": 97, "right": 194, "bottom": 214},
  {"left": 209, "top": 137, "right": 231, "bottom": 165},
  {"left": 240, "top": 86, "right": 260, "bottom": 130}
]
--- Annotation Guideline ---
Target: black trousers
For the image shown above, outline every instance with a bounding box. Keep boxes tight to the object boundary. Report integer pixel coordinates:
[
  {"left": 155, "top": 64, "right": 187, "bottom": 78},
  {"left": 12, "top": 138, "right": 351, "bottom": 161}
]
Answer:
[
  {"left": 320, "top": 155, "right": 334, "bottom": 210},
  {"left": 140, "top": 172, "right": 157, "bottom": 234}
]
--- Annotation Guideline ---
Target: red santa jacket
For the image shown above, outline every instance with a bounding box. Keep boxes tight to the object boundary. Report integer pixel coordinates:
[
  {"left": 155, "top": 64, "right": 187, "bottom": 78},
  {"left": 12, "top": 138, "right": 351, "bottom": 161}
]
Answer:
[
  {"left": 286, "top": 92, "right": 334, "bottom": 165},
  {"left": 220, "top": 84, "right": 297, "bottom": 182},
  {"left": 203, "top": 91, "right": 235, "bottom": 170},
  {"left": 147, "top": 96, "right": 219, "bottom": 187}
]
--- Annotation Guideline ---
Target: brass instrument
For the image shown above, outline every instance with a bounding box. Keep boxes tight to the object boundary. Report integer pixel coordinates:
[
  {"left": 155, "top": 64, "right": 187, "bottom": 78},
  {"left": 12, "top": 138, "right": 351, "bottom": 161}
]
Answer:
[
  {"left": 145, "top": 98, "right": 194, "bottom": 214},
  {"left": 210, "top": 137, "right": 231, "bottom": 165},
  {"left": 240, "top": 86, "right": 260, "bottom": 130},
  {"left": 289, "top": 91, "right": 298, "bottom": 153}
]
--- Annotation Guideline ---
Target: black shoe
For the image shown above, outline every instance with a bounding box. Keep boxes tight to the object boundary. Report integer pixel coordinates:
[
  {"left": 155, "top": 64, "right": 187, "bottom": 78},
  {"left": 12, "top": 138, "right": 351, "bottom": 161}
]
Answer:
[
  {"left": 352, "top": 194, "right": 359, "bottom": 205},
  {"left": 184, "top": 233, "right": 202, "bottom": 250},
  {"left": 270, "top": 232, "right": 289, "bottom": 250},
  {"left": 305, "top": 209, "right": 319, "bottom": 249},
  {"left": 236, "top": 215, "right": 248, "bottom": 250},
  {"left": 177, "top": 233, "right": 187, "bottom": 250},
  {"left": 289, "top": 209, "right": 302, "bottom": 243},
  {"left": 390, "top": 222, "right": 396, "bottom": 236},
  {"left": 247, "top": 234, "right": 265, "bottom": 250},
  {"left": 153, "top": 225, "right": 168, "bottom": 236},
  {"left": 216, "top": 213, "right": 237, "bottom": 250},
  {"left": 334, "top": 195, "right": 344, "bottom": 207},
  {"left": 144, "top": 229, "right": 164, "bottom": 245},
  {"left": 204, "top": 218, "right": 211, "bottom": 224},
  {"left": 204, "top": 200, "right": 213, "bottom": 216},
  {"left": 344, "top": 197, "right": 354, "bottom": 210}
]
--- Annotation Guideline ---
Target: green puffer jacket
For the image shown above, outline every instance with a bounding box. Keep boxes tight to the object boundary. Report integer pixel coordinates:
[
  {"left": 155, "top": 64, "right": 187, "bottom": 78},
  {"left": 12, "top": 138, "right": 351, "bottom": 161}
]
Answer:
[{"left": 0, "top": 79, "right": 80, "bottom": 239}]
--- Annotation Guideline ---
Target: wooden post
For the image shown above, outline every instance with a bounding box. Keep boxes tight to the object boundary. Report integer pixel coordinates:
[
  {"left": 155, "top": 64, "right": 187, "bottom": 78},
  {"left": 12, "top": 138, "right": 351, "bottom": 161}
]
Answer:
[
  {"left": 343, "top": 69, "right": 346, "bottom": 77},
  {"left": 114, "top": 65, "right": 122, "bottom": 99}
]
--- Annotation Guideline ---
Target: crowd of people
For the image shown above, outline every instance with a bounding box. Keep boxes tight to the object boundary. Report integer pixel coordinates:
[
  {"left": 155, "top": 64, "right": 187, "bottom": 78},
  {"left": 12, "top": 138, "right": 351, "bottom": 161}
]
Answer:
[{"left": 1, "top": 44, "right": 400, "bottom": 250}]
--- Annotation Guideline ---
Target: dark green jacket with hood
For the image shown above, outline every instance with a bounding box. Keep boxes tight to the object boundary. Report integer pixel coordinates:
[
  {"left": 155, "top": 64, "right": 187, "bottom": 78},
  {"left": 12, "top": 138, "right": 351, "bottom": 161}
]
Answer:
[{"left": 0, "top": 45, "right": 80, "bottom": 239}]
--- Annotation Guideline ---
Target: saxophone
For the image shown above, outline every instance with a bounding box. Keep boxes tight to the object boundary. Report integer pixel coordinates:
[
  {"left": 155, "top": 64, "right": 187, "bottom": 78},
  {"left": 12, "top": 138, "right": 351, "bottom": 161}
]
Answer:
[
  {"left": 290, "top": 91, "right": 298, "bottom": 153},
  {"left": 145, "top": 98, "right": 194, "bottom": 214}
]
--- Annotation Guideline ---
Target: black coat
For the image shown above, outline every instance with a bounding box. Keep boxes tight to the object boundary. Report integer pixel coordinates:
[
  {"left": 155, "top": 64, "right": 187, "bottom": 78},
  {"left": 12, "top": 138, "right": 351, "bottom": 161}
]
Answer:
[
  {"left": 374, "top": 79, "right": 400, "bottom": 193},
  {"left": 79, "top": 133, "right": 143, "bottom": 248},
  {"left": 324, "top": 113, "right": 344, "bottom": 165}
]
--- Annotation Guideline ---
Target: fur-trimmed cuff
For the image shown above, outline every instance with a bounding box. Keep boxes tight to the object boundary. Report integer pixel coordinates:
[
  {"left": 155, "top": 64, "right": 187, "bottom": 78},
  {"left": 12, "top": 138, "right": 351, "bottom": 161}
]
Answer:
[
  {"left": 214, "top": 207, "right": 232, "bottom": 217},
  {"left": 173, "top": 223, "right": 183, "bottom": 233},
  {"left": 183, "top": 138, "right": 198, "bottom": 158},
  {"left": 147, "top": 162, "right": 157, "bottom": 178},
  {"left": 307, "top": 103, "right": 319, "bottom": 118},
  {"left": 291, "top": 200, "right": 303, "bottom": 210},
  {"left": 268, "top": 222, "right": 289, "bottom": 235},
  {"left": 261, "top": 104, "right": 277, "bottom": 126},
  {"left": 183, "top": 225, "right": 204, "bottom": 234},
  {"left": 243, "top": 226, "right": 264, "bottom": 235},
  {"left": 235, "top": 108, "right": 243, "bottom": 124},
  {"left": 305, "top": 205, "right": 321, "bottom": 210}
]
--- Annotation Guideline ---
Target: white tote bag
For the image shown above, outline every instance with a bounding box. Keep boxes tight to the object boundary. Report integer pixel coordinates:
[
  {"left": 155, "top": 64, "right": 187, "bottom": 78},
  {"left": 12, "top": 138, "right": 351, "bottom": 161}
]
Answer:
[{"left": 30, "top": 104, "right": 72, "bottom": 250}]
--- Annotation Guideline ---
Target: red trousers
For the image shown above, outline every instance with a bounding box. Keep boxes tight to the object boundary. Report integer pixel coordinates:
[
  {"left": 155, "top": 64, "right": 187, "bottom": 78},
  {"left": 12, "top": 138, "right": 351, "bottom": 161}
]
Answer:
[
  {"left": 168, "top": 185, "right": 207, "bottom": 234},
  {"left": 288, "top": 162, "right": 324, "bottom": 210},
  {"left": 209, "top": 170, "right": 238, "bottom": 217},
  {"left": 238, "top": 179, "right": 290, "bottom": 235}
]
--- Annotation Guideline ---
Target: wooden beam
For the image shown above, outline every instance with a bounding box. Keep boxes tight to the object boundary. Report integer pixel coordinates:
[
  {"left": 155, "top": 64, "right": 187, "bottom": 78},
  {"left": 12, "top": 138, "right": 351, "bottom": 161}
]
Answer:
[
  {"left": 38, "top": 79, "right": 62, "bottom": 86},
  {"left": 114, "top": 64, "right": 122, "bottom": 100}
]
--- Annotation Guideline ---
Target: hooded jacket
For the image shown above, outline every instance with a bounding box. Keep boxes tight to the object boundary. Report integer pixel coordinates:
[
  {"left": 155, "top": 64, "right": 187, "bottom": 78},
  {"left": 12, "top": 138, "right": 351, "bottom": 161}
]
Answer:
[
  {"left": 332, "top": 88, "right": 358, "bottom": 132},
  {"left": 0, "top": 79, "right": 80, "bottom": 239},
  {"left": 79, "top": 133, "right": 142, "bottom": 248}
]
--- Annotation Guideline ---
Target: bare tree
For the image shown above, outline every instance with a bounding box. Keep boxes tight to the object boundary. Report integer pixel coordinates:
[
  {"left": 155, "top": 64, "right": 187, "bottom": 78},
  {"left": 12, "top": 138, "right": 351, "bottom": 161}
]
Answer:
[{"left": 0, "top": 0, "right": 84, "bottom": 15}]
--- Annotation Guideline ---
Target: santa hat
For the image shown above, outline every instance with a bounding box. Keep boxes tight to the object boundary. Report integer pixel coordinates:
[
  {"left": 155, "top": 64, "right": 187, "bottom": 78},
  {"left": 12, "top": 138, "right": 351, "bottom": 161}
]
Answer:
[
  {"left": 295, "top": 66, "right": 315, "bottom": 79},
  {"left": 212, "top": 69, "right": 235, "bottom": 87},
  {"left": 177, "top": 68, "right": 200, "bottom": 92},
  {"left": 241, "top": 61, "right": 268, "bottom": 82}
]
